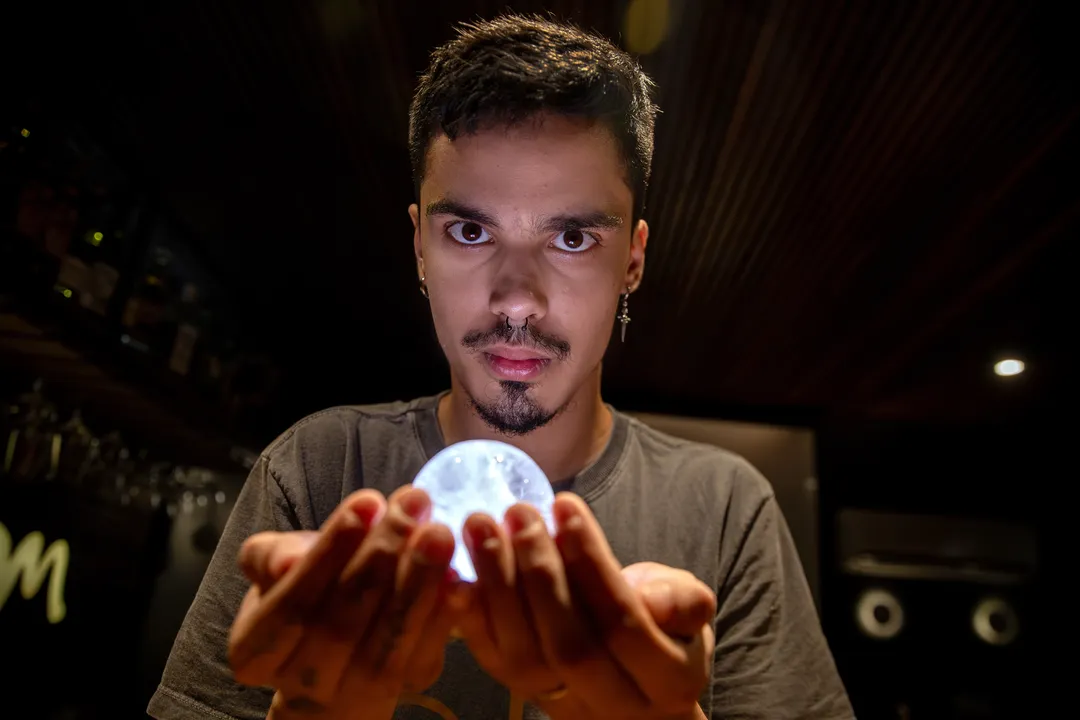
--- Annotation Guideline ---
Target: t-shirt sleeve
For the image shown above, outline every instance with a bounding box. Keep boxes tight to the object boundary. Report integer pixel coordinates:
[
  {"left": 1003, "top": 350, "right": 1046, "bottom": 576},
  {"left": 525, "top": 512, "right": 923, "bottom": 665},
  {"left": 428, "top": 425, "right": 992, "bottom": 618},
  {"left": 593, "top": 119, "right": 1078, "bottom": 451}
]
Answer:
[
  {"left": 709, "top": 464, "right": 854, "bottom": 720},
  {"left": 147, "top": 456, "right": 301, "bottom": 720}
]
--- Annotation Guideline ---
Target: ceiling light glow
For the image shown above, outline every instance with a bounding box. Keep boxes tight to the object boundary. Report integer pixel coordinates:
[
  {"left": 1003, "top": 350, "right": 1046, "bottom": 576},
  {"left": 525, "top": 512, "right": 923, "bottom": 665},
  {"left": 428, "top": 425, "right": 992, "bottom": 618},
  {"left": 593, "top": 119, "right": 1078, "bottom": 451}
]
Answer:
[{"left": 994, "top": 359, "right": 1024, "bottom": 377}]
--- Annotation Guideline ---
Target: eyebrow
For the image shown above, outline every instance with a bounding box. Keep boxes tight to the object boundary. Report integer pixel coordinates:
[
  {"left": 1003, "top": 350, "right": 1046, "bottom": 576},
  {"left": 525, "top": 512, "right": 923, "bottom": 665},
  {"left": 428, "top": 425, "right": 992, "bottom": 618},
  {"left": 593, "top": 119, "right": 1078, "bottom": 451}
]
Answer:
[
  {"left": 425, "top": 199, "right": 497, "bottom": 226},
  {"left": 537, "top": 212, "right": 624, "bottom": 234},
  {"left": 426, "top": 198, "right": 624, "bottom": 233}
]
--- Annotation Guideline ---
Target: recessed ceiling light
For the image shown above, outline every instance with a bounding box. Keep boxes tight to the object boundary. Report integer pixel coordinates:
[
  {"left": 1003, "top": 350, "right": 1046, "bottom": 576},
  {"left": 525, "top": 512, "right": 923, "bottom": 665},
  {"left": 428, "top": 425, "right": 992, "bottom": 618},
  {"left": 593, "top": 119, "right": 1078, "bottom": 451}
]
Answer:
[{"left": 994, "top": 358, "right": 1025, "bottom": 377}]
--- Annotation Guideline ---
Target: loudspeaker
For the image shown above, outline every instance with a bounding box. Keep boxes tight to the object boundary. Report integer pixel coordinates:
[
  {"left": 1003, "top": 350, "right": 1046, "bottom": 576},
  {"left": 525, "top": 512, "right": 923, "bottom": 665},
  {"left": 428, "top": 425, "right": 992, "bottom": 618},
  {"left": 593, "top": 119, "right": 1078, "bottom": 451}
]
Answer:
[
  {"left": 854, "top": 587, "right": 905, "bottom": 640},
  {"left": 830, "top": 509, "right": 1038, "bottom": 719}
]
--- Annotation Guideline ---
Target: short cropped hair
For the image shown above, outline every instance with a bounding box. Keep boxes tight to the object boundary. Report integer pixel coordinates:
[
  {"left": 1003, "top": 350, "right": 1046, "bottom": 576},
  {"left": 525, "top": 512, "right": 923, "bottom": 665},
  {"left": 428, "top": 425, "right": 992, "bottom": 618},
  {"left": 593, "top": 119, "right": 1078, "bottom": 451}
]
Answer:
[{"left": 409, "top": 14, "right": 658, "bottom": 219}]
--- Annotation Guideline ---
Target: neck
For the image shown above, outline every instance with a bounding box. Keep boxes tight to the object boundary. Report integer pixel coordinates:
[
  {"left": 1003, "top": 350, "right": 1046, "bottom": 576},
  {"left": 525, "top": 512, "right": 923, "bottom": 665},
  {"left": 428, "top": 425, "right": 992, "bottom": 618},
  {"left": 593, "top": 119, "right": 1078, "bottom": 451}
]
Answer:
[{"left": 438, "top": 369, "right": 613, "bottom": 484}]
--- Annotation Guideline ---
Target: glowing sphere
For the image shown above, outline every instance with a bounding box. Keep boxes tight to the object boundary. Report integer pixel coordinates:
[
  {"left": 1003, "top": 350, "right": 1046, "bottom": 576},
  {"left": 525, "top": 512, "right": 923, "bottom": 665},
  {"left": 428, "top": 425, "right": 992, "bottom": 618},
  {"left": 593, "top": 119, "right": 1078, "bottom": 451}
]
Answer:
[{"left": 412, "top": 439, "right": 554, "bottom": 581}]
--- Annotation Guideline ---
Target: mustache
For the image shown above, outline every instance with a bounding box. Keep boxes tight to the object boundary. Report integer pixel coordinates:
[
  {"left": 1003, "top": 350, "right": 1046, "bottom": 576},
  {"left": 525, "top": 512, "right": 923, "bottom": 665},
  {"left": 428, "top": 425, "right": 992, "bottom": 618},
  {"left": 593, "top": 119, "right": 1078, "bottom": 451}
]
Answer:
[{"left": 461, "top": 322, "right": 572, "bottom": 360}]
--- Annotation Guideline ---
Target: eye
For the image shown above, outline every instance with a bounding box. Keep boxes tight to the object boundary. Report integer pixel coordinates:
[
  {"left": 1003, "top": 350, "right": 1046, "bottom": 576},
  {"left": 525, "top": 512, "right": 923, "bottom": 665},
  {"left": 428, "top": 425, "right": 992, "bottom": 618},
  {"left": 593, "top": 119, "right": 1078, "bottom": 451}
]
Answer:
[
  {"left": 552, "top": 229, "right": 598, "bottom": 253},
  {"left": 447, "top": 221, "right": 491, "bottom": 245}
]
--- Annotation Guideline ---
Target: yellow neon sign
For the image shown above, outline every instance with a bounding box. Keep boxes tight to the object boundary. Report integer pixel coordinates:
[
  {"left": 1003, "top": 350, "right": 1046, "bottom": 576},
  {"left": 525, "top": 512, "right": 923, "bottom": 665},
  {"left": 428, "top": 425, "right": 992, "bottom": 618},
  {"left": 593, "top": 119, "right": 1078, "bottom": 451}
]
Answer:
[{"left": 0, "top": 522, "right": 69, "bottom": 624}]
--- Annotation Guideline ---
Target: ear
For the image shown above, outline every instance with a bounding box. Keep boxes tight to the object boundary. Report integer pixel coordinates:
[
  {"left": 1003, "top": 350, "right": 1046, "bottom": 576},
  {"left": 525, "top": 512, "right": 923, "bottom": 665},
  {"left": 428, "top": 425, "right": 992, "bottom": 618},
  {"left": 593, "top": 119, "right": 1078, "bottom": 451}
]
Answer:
[
  {"left": 624, "top": 219, "right": 648, "bottom": 292},
  {"left": 409, "top": 203, "right": 424, "bottom": 280}
]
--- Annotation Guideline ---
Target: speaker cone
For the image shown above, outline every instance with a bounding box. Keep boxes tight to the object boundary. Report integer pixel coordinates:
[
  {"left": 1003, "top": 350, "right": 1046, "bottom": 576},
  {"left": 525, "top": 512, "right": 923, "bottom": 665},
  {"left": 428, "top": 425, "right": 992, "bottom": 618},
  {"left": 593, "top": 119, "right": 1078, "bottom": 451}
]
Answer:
[
  {"left": 855, "top": 588, "right": 904, "bottom": 640},
  {"left": 972, "top": 596, "right": 1018, "bottom": 646}
]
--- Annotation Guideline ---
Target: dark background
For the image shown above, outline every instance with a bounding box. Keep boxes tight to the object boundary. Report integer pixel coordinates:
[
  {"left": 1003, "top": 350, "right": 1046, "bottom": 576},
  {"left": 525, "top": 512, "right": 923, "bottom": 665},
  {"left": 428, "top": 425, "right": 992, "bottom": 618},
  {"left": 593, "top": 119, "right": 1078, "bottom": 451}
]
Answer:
[{"left": 1, "top": 0, "right": 1072, "bottom": 718}]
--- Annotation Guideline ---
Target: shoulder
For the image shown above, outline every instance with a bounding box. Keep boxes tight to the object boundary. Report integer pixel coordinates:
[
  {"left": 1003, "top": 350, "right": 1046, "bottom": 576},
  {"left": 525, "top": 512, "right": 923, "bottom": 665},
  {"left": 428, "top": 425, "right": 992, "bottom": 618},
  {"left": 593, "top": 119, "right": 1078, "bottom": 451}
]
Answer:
[
  {"left": 602, "top": 413, "right": 780, "bottom": 588},
  {"left": 621, "top": 414, "right": 776, "bottom": 526},
  {"left": 624, "top": 415, "right": 774, "bottom": 499},
  {"left": 257, "top": 396, "right": 437, "bottom": 504},
  {"left": 262, "top": 397, "right": 431, "bottom": 459}
]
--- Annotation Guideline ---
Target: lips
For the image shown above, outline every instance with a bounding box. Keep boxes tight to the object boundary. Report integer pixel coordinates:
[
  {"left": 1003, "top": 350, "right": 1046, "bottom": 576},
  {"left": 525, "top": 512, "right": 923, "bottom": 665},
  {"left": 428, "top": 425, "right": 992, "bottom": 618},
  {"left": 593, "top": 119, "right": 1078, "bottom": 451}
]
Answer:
[{"left": 484, "top": 351, "right": 551, "bottom": 380}]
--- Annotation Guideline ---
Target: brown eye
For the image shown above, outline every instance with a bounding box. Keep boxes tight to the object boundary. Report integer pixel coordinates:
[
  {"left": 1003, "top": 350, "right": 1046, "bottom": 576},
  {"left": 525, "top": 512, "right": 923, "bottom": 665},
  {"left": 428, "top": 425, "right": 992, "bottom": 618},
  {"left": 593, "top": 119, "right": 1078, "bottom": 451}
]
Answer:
[
  {"left": 553, "top": 229, "right": 596, "bottom": 253},
  {"left": 448, "top": 221, "right": 489, "bottom": 245},
  {"left": 462, "top": 222, "right": 483, "bottom": 241}
]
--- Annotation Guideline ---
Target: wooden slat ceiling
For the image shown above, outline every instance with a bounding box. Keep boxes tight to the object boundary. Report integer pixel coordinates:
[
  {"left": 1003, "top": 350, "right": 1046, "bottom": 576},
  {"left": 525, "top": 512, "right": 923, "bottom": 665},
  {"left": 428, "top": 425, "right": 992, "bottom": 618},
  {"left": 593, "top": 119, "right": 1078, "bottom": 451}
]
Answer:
[{"left": 14, "top": 0, "right": 1077, "bottom": 432}]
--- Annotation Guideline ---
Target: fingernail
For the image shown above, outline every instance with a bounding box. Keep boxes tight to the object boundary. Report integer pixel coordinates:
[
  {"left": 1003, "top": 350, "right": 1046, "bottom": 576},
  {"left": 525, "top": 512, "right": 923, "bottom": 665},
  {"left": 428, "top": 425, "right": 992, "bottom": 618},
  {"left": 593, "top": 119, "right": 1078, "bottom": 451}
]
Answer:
[
  {"left": 556, "top": 514, "right": 584, "bottom": 561},
  {"left": 559, "top": 513, "right": 584, "bottom": 533},
  {"left": 331, "top": 512, "right": 363, "bottom": 548},
  {"left": 473, "top": 520, "right": 501, "bottom": 557},
  {"left": 337, "top": 507, "right": 360, "bottom": 530},
  {"left": 465, "top": 516, "right": 495, "bottom": 556},
  {"left": 401, "top": 490, "right": 430, "bottom": 520},
  {"left": 505, "top": 506, "right": 537, "bottom": 537},
  {"left": 474, "top": 516, "right": 496, "bottom": 539},
  {"left": 349, "top": 497, "right": 381, "bottom": 528}
]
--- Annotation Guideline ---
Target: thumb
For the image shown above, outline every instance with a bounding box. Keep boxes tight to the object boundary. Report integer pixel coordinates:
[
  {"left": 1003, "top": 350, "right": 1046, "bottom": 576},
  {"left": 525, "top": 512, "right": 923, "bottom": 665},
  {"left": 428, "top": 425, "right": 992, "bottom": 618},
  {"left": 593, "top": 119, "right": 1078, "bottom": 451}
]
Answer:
[{"left": 639, "top": 579, "right": 716, "bottom": 640}]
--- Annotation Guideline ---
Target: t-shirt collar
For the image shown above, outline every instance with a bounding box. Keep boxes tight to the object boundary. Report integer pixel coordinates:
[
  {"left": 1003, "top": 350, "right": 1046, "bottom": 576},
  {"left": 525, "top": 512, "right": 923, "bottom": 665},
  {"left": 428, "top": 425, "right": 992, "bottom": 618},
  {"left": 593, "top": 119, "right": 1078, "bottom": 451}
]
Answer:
[{"left": 412, "top": 390, "right": 629, "bottom": 499}]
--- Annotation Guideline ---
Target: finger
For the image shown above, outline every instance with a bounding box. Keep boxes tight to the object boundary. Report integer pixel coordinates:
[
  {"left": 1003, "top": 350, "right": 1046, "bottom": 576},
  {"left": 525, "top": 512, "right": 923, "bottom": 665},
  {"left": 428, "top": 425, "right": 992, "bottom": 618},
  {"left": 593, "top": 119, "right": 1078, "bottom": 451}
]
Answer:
[
  {"left": 553, "top": 494, "right": 704, "bottom": 709},
  {"left": 505, "top": 502, "right": 644, "bottom": 709},
  {"left": 684, "top": 622, "right": 716, "bottom": 691},
  {"left": 623, "top": 562, "right": 716, "bottom": 640},
  {"left": 455, "top": 582, "right": 502, "bottom": 675},
  {"left": 239, "top": 531, "right": 320, "bottom": 589},
  {"left": 620, "top": 561, "right": 670, "bottom": 588},
  {"left": 402, "top": 568, "right": 469, "bottom": 693},
  {"left": 638, "top": 578, "right": 716, "bottom": 640},
  {"left": 357, "top": 522, "right": 455, "bottom": 679},
  {"left": 274, "top": 486, "right": 422, "bottom": 700},
  {"left": 268, "top": 690, "right": 335, "bottom": 718},
  {"left": 230, "top": 492, "right": 378, "bottom": 682},
  {"left": 552, "top": 495, "right": 656, "bottom": 641},
  {"left": 336, "top": 484, "right": 427, "bottom": 632},
  {"left": 231, "top": 589, "right": 307, "bottom": 688},
  {"left": 464, "top": 512, "right": 557, "bottom": 692}
]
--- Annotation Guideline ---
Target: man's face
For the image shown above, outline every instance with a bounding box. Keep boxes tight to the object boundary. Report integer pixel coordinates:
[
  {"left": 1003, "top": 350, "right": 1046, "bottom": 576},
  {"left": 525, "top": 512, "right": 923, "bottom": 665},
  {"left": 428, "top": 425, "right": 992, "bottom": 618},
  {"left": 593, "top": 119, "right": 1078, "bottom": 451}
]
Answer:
[{"left": 410, "top": 115, "right": 647, "bottom": 435}]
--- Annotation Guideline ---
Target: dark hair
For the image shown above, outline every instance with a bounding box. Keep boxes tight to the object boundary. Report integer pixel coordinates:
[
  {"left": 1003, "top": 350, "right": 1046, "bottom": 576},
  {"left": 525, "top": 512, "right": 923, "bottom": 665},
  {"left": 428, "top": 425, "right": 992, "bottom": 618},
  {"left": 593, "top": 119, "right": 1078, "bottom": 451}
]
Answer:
[{"left": 409, "top": 14, "right": 658, "bottom": 220}]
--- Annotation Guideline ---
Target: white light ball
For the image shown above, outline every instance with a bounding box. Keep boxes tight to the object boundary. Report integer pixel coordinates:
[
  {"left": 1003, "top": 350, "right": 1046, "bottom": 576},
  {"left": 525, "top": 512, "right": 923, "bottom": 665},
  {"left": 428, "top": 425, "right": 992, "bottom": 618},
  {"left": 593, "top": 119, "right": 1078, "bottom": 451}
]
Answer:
[{"left": 412, "top": 439, "right": 554, "bottom": 581}]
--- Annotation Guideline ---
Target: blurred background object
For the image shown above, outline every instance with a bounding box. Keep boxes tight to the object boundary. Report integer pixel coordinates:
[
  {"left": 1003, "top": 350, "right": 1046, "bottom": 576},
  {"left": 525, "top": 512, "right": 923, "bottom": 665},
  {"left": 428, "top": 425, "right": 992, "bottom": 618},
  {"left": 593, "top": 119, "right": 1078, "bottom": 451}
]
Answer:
[
  {"left": 0, "top": 374, "right": 246, "bottom": 719},
  {"left": 2, "top": 0, "right": 1073, "bottom": 717}
]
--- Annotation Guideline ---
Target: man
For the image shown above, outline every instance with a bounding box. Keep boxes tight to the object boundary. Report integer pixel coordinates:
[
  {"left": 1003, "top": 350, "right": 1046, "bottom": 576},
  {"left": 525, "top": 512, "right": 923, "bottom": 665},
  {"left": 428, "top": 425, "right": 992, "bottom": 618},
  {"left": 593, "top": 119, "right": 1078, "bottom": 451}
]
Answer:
[{"left": 149, "top": 14, "right": 853, "bottom": 720}]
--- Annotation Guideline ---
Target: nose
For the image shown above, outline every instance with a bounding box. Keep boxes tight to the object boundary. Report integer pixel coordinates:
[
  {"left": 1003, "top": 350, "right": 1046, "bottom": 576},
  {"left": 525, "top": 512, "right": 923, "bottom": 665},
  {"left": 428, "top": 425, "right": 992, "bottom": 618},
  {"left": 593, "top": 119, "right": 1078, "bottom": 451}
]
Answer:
[{"left": 489, "top": 262, "right": 548, "bottom": 329}]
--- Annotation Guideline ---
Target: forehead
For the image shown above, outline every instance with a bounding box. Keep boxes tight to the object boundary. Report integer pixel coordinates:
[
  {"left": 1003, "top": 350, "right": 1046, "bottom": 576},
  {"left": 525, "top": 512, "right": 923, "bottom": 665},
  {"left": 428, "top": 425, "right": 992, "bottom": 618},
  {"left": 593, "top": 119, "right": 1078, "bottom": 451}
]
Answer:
[{"left": 421, "top": 116, "right": 632, "bottom": 213}]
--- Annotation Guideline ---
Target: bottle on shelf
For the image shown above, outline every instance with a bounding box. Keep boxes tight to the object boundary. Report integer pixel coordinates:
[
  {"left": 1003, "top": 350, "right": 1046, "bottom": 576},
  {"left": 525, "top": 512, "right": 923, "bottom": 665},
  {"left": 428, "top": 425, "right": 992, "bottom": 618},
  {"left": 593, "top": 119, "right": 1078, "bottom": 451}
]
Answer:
[
  {"left": 2, "top": 379, "right": 61, "bottom": 483},
  {"left": 169, "top": 283, "right": 207, "bottom": 377},
  {"left": 121, "top": 245, "right": 178, "bottom": 359},
  {"left": 55, "top": 408, "right": 96, "bottom": 484}
]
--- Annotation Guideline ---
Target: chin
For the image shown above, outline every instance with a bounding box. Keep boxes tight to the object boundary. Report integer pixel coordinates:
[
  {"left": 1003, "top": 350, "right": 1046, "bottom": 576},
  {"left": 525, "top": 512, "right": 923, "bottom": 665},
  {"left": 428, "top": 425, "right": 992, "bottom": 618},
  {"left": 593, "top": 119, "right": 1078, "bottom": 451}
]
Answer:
[{"left": 464, "top": 376, "right": 565, "bottom": 437}]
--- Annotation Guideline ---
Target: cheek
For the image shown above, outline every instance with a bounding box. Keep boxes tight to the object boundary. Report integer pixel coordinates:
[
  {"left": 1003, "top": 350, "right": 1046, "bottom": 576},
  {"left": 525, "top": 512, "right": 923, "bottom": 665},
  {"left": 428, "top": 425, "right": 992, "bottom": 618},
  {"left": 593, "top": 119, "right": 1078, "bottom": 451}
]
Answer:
[
  {"left": 555, "top": 282, "right": 619, "bottom": 349},
  {"left": 428, "top": 286, "right": 478, "bottom": 346}
]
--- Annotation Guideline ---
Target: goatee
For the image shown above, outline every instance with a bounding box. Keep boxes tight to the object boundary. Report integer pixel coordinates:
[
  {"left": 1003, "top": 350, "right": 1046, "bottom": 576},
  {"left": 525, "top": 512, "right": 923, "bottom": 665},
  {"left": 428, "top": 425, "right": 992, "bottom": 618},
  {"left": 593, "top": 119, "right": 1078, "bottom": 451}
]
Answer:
[{"left": 469, "top": 381, "right": 561, "bottom": 436}]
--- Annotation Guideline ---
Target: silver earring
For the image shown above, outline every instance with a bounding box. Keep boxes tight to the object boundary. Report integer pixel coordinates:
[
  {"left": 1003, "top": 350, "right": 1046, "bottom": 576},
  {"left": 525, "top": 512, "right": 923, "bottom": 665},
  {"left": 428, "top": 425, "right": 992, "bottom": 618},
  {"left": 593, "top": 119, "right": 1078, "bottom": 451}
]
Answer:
[
  {"left": 617, "top": 288, "right": 631, "bottom": 342},
  {"left": 419, "top": 275, "right": 429, "bottom": 299}
]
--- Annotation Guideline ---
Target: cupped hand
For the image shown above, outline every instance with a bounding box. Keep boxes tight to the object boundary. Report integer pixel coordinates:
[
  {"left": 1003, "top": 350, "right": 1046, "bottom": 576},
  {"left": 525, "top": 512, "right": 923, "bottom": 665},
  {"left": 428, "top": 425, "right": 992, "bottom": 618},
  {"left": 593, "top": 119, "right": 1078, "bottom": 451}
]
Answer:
[
  {"left": 456, "top": 493, "right": 715, "bottom": 720},
  {"left": 228, "top": 486, "right": 467, "bottom": 720}
]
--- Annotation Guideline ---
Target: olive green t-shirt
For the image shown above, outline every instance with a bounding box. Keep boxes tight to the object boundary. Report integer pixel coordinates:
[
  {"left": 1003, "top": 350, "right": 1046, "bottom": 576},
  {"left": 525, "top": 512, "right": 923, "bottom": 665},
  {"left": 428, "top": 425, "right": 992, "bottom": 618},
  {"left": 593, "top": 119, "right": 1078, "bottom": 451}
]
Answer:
[{"left": 148, "top": 393, "right": 853, "bottom": 720}]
